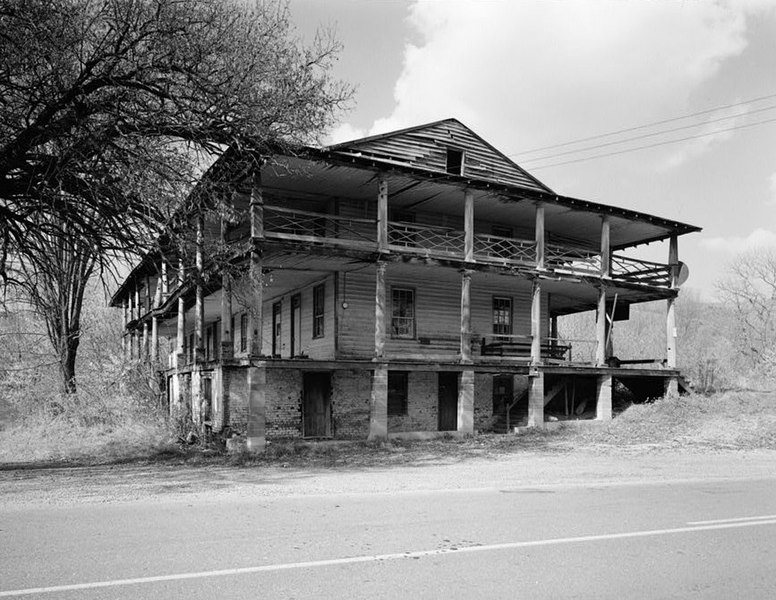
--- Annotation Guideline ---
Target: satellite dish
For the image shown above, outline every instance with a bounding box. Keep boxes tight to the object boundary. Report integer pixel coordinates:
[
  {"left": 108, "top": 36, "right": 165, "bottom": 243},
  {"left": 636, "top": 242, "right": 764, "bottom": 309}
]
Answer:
[{"left": 675, "top": 261, "right": 690, "bottom": 287}]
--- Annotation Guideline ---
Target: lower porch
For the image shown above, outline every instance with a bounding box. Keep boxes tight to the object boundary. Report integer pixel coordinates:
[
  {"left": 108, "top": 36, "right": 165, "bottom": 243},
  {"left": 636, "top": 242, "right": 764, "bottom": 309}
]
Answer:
[{"left": 166, "top": 360, "right": 684, "bottom": 448}]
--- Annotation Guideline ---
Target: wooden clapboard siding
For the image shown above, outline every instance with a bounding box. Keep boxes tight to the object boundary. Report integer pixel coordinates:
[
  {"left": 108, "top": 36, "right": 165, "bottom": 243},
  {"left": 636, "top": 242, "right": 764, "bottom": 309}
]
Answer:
[
  {"left": 259, "top": 275, "right": 336, "bottom": 360},
  {"left": 337, "top": 119, "right": 551, "bottom": 194},
  {"left": 336, "top": 268, "right": 550, "bottom": 359}
]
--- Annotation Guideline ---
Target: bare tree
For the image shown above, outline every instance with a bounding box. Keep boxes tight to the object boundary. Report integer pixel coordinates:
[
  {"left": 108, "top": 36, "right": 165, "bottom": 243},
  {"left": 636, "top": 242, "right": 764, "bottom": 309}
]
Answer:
[
  {"left": 716, "top": 248, "right": 776, "bottom": 369},
  {"left": 0, "top": 0, "right": 351, "bottom": 392}
]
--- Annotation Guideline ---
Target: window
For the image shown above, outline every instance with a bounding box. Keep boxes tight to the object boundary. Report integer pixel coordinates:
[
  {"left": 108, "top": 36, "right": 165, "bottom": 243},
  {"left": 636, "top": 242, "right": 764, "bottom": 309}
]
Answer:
[
  {"left": 387, "top": 371, "right": 408, "bottom": 416},
  {"left": 492, "top": 296, "right": 512, "bottom": 338},
  {"left": 272, "top": 302, "right": 282, "bottom": 356},
  {"left": 313, "top": 284, "right": 325, "bottom": 339},
  {"left": 446, "top": 148, "right": 464, "bottom": 175},
  {"left": 391, "top": 288, "right": 415, "bottom": 338},
  {"left": 240, "top": 313, "right": 248, "bottom": 353}
]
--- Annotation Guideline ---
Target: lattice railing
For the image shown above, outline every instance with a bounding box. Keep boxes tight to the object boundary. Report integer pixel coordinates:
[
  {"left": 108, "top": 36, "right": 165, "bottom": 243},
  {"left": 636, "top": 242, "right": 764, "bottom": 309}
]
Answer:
[
  {"left": 387, "top": 221, "right": 465, "bottom": 255},
  {"left": 546, "top": 244, "right": 601, "bottom": 276},
  {"left": 264, "top": 206, "right": 377, "bottom": 245},
  {"left": 611, "top": 254, "right": 671, "bottom": 287},
  {"left": 473, "top": 234, "right": 535, "bottom": 264}
]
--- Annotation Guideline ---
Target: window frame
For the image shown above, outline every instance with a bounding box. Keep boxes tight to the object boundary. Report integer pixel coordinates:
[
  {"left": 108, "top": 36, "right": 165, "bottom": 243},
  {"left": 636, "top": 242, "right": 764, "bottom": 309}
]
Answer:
[
  {"left": 239, "top": 313, "right": 248, "bottom": 353},
  {"left": 492, "top": 296, "right": 513, "bottom": 338},
  {"left": 391, "top": 287, "right": 416, "bottom": 339},
  {"left": 312, "top": 283, "right": 325, "bottom": 339}
]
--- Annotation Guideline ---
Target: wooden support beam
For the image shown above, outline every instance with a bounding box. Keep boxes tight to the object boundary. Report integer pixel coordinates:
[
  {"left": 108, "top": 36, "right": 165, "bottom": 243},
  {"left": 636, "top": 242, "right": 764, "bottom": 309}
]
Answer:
[
  {"left": 600, "top": 215, "right": 611, "bottom": 278},
  {"left": 122, "top": 299, "right": 129, "bottom": 359},
  {"left": 176, "top": 259, "right": 186, "bottom": 358},
  {"left": 221, "top": 219, "right": 233, "bottom": 360},
  {"left": 374, "top": 262, "right": 387, "bottom": 358},
  {"left": 530, "top": 279, "right": 541, "bottom": 365},
  {"left": 250, "top": 172, "right": 264, "bottom": 239},
  {"left": 464, "top": 189, "right": 474, "bottom": 262},
  {"left": 194, "top": 211, "right": 204, "bottom": 363},
  {"left": 596, "top": 286, "right": 606, "bottom": 366},
  {"left": 527, "top": 372, "right": 544, "bottom": 428},
  {"left": 377, "top": 177, "right": 388, "bottom": 252},
  {"left": 249, "top": 172, "right": 265, "bottom": 358},
  {"left": 666, "top": 235, "right": 679, "bottom": 368},
  {"left": 535, "top": 202, "right": 545, "bottom": 270},
  {"left": 460, "top": 269, "right": 472, "bottom": 363}
]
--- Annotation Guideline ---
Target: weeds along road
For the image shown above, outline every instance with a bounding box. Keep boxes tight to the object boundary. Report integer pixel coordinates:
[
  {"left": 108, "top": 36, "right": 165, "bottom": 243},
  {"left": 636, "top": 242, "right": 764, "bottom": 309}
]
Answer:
[{"left": 1, "top": 450, "right": 776, "bottom": 599}]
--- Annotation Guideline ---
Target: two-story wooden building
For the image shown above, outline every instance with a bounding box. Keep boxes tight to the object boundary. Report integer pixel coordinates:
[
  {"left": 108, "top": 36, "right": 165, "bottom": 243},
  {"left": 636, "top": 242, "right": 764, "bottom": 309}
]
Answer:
[{"left": 111, "top": 119, "right": 700, "bottom": 450}]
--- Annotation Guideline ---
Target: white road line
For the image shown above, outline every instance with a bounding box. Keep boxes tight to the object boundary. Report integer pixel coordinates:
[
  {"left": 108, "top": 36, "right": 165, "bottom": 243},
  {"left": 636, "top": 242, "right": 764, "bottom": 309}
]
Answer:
[
  {"left": 3, "top": 518, "right": 776, "bottom": 597},
  {"left": 687, "top": 514, "right": 776, "bottom": 525}
]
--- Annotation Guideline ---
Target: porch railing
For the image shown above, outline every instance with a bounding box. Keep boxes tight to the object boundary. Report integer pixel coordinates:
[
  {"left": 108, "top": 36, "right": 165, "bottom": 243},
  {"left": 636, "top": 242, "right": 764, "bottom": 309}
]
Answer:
[
  {"left": 473, "top": 233, "right": 535, "bottom": 265},
  {"left": 387, "top": 221, "right": 465, "bottom": 256},
  {"left": 261, "top": 208, "right": 673, "bottom": 289},
  {"left": 264, "top": 205, "right": 377, "bottom": 248}
]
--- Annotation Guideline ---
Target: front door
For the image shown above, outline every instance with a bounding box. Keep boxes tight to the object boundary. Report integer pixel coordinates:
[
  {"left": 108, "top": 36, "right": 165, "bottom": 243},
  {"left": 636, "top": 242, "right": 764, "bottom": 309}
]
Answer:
[
  {"left": 438, "top": 372, "right": 458, "bottom": 431},
  {"left": 303, "top": 372, "right": 331, "bottom": 437}
]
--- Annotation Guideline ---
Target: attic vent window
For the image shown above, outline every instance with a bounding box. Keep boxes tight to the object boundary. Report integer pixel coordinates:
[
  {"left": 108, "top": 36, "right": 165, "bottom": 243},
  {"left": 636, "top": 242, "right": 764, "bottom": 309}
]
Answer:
[{"left": 446, "top": 148, "right": 464, "bottom": 175}]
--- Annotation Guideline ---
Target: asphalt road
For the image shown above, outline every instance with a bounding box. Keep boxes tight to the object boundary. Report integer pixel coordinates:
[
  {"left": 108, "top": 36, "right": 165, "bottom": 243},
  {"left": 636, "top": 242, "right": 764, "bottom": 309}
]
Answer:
[{"left": 2, "top": 474, "right": 776, "bottom": 599}]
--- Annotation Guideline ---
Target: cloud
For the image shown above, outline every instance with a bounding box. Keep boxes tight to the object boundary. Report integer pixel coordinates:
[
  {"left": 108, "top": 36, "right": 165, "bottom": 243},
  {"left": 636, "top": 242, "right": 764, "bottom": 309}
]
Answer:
[
  {"left": 326, "top": 122, "right": 369, "bottom": 145},
  {"left": 360, "top": 1, "right": 758, "bottom": 172},
  {"left": 700, "top": 228, "right": 776, "bottom": 254}
]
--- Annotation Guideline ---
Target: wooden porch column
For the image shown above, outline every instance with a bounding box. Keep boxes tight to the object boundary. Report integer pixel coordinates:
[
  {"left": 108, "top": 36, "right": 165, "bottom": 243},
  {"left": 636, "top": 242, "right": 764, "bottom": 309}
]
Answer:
[
  {"left": 530, "top": 279, "right": 542, "bottom": 365},
  {"left": 550, "top": 314, "right": 558, "bottom": 351},
  {"left": 220, "top": 219, "right": 233, "bottom": 360},
  {"left": 122, "top": 299, "right": 129, "bottom": 359},
  {"left": 194, "top": 211, "right": 205, "bottom": 363},
  {"left": 596, "top": 285, "right": 607, "bottom": 366},
  {"left": 666, "top": 234, "right": 679, "bottom": 395},
  {"left": 596, "top": 375, "right": 613, "bottom": 420},
  {"left": 377, "top": 177, "right": 388, "bottom": 252},
  {"left": 535, "top": 202, "right": 545, "bottom": 270},
  {"left": 151, "top": 275, "right": 162, "bottom": 363},
  {"left": 460, "top": 269, "right": 472, "bottom": 362},
  {"left": 463, "top": 189, "right": 474, "bottom": 262},
  {"left": 176, "top": 259, "right": 186, "bottom": 360},
  {"left": 134, "top": 284, "right": 141, "bottom": 323},
  {"left": 142, "top": 321, "right": 149, "bottom": 361},
  {"left": 457, "top": 369, "right": 475, "bottom": 434},
  {"left": 246, "top": 365, "right": 266, "bottom": 452},
  {"left": 369, "top": 261, "right": 388, "bottom": 440},
  {"left": 600, "top": 215, "right": 611, "bottom": 278},
  {"left": 248, "top": 173, "right": 264, "bottom": 358}
]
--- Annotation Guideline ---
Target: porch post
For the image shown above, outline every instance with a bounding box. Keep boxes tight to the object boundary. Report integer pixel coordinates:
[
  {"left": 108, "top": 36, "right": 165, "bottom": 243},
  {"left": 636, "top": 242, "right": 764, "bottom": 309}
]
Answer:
[
  {"left": 369, "top": 261, "right": 388, "bottom": 440},
  {"left": 377, "top": 177, "right": 388, "bottom": 252},
  {"left": 246, "top": 364, "right": 266, "bottom": 452},
  {"left": 460, "top": 269, "right": 472, "bottom": 362},
  {"left": 457, "top": 369, "right": 475, "bottom": 434},
  {"left": 122, "top": 299, "right": 129, "bottom": 359},
  {"left": 142, "top": 321, "right": 149, "bottom": 361},
  {"left": 530, "top": 278, "right": 541, "bottom": 365},
  {"left": 535, "top": 202, "right": 545, "bottom": 270},
  {"left": 192, "top": 210, "right": 205, "bottom": 424},
  {"left": 248, "top": 174, "right": 264, "bottom": 358},
  {"left": 220, "top": 218, "right": 234, "bottom": 360},
  {"left": 600, "top": 215, "right": 611, "bottom": 278},
  {"left": 596, "top": 375, "right": 613, "bottom": 420},
  {"left": 151, "top": 275, "right": 161, "bottom": 363},
  {"left": 464, "top": 189, "right": 474, "bottom": 262},
  {"left": 596, "top": 285, "right": 607, "bottom": 366},
  {"left": 666, "top": 234, "right": 679, "bottom": 395},
  {"left": 173, "top": 258, "right": 186, "bottom": 414}
]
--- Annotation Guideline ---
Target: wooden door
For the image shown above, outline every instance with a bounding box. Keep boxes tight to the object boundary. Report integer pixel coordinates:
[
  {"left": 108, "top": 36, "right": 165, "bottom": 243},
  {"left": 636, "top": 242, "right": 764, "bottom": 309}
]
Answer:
[
  {"left": 291, "top": 294, "right": 302, "bottom": 357},
  {"left": 303, "top": 372, "right": 331, "bottom": 438},
  {"left": 438, "top": 372, "right": 458, "bottom": 431}
]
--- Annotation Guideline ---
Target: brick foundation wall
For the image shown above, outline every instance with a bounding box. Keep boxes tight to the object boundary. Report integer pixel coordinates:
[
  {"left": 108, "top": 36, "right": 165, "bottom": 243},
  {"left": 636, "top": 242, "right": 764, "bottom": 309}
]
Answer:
[
  {"left": 331, "top": 370, "right": 371, "bottom": 439},
  {"left": 389, "top": 371, "right": 438, "bottom": 433},
  {"left": 226, "top": 367, "right": 248, "bottom": 433},
  {"left": 265, "top": 369, "right": 303, "bottom": 438}
]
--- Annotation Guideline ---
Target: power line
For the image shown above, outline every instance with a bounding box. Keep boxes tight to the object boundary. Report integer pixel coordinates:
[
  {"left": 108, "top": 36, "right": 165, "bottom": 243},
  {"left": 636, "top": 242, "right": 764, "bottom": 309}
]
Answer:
[
  {"left": 520, "top": 103, "right": 776, "bottom": 165},
  {"left": 509, "top": 92, "right": 776, "bottom": 158},
  {"left": 528, "top": 115, "right": 776, "bottom": 170}
]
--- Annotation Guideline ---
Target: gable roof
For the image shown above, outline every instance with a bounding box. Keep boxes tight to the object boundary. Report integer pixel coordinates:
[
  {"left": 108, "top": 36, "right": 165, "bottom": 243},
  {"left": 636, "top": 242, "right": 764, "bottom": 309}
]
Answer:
[{"left": 326, "top": 118, "right": 553, "bottom": 194}]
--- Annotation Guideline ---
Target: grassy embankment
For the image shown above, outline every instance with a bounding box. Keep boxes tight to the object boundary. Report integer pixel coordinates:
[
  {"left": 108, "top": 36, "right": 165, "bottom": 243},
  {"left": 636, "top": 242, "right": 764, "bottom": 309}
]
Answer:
[{"left": 1, "top": 390, "right": 775, "bottom": 467}]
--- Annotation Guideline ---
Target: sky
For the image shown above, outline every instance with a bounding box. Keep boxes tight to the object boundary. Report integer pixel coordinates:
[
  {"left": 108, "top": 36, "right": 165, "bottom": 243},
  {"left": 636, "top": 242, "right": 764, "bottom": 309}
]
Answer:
[{"left": 289, "top": 0, "right": 776, "bottom": 299}]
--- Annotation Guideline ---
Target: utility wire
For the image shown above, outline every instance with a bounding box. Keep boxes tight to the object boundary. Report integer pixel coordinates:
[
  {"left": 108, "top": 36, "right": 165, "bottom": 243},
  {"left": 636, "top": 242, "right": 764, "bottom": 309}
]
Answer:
[
  {"left": 528, "top": 115, "right": 776, "bottom": 170},
  {"left": 509, "top": 92, "right": 776, "bottom": 157},
  {"left": 520, "top": 103, "right": 776, "bottom": 165}
]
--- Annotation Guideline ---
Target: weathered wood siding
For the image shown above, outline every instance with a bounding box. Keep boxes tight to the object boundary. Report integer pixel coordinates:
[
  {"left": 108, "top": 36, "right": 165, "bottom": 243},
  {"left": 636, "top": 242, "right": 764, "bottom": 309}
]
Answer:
[
  {"left": 339, "top": 120, "right": 551, "bottom": 193},
  {"left": 337, "top": 268, "right": 549, "bottom": 359}
]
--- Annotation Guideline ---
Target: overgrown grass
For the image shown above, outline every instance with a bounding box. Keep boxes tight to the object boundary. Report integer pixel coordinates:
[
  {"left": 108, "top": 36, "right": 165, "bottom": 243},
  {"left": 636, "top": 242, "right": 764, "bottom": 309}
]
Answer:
[{"left": 2, "top": 389, "right": 775, "bottom": 468}]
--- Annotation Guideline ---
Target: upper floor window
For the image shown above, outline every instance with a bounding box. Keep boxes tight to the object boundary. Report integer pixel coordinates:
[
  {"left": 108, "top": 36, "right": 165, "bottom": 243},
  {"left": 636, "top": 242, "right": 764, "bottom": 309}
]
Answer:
[
  {"left": 446, "top": 148, "right": 464, "bottom": 175},
  {"left": 391, "top": 288, "right": 416, "bottom": 339},
  {"left": 492, "top": 296, "right": 512, "bottom": 338},
  {"left": 313, "top": 284, "right": 325, "bottom": 339},
  {"left": 240, "top": 313, "right": 248, "bottom": 353}
]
